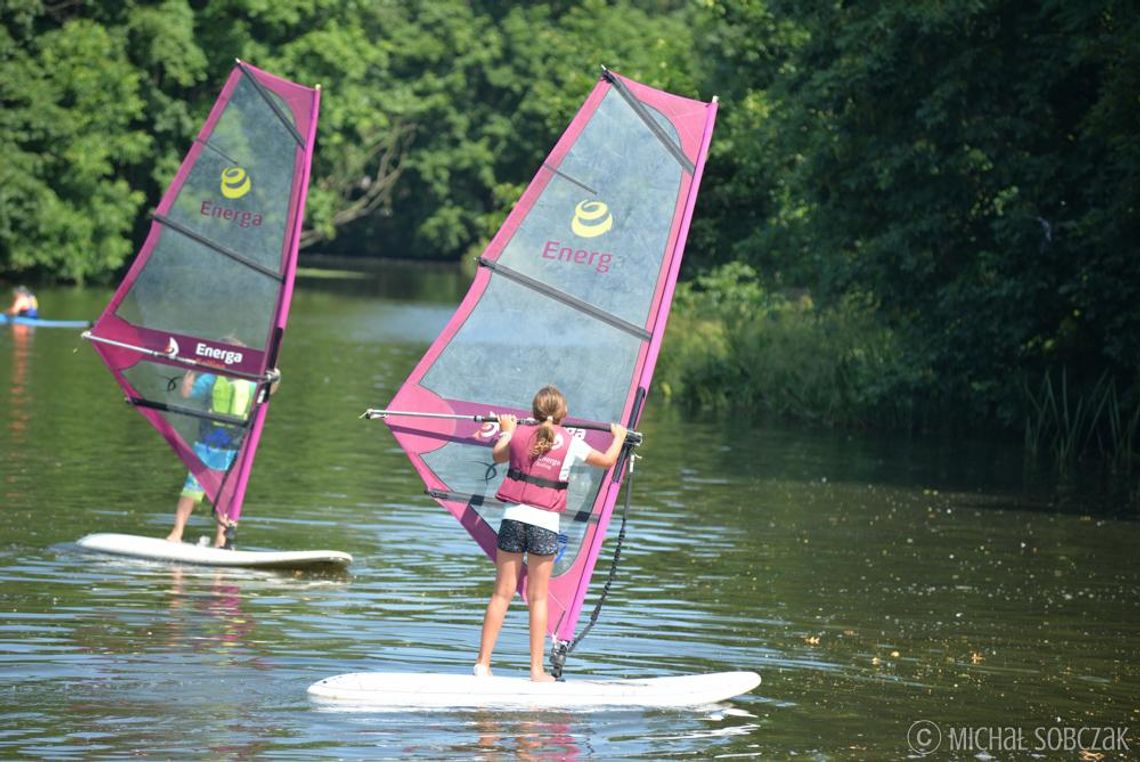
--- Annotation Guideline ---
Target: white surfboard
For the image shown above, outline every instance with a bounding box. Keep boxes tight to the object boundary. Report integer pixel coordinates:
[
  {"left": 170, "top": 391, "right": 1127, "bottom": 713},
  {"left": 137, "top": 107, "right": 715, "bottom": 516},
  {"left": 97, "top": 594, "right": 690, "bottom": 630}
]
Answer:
[
  {"left": 307, "top": 671, "right": 760, "bottom": 710},
  {"left": 76, "top": 533, "right": 352, "bottom": 570}
]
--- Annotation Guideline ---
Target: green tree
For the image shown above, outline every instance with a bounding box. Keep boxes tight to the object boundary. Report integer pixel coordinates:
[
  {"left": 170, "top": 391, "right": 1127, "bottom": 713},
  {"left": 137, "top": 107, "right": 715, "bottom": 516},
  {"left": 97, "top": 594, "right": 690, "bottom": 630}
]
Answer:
[
  {"left": 705, "top": 0, "right": 1140, "bottom": 428},
  {"left": 0, "top": 13, "right": 150, "bottom": 281},
  {"left": 338, "top": 0, "right": 702, "bottom": 260}
]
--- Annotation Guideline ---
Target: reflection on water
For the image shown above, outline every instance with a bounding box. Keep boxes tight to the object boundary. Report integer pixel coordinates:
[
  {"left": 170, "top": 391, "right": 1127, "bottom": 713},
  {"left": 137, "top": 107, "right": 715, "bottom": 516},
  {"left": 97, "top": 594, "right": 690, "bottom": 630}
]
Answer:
[
  {"left": 162, "top": 568, "right": 256, "bottom": 659},
  {"left": 472, "top": 713, "right": 581, "bottom": 761},
  {"left": 0, "top": 274, "right": 1137, "bottom": 758},
  {"left": 4, "top": 324, "right": 32, "bottom": 505}
]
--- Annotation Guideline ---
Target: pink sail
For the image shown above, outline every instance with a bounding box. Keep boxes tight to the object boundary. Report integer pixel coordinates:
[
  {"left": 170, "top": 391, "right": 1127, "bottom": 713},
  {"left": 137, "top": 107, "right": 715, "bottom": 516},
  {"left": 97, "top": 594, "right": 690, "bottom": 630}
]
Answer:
[
  {"left": 85, "top": 62, "right": 320, "bottom": 529},
  {"left": 382, "top": 69, "right": 717, "bottom": 646}
]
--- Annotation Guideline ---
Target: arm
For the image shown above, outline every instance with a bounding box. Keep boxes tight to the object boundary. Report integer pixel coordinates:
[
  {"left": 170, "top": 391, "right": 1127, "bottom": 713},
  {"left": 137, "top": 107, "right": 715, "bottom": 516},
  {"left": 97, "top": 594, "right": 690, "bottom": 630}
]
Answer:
[
  {"left": 584, "top": 423, "right": 628, "bottom": 469},
  {"left": 179, "top": 371, "right": 198, "bottom": 399},
  {"left": 491, "top": 414, "right": 517, "bottom": 464}
]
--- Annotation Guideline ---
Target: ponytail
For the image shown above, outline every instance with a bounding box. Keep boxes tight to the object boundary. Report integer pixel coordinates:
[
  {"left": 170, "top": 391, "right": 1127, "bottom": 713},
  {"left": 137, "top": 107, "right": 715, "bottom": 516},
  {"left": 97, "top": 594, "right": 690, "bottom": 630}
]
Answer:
[
  {"left": 528, "top": 386, "right": 568, "bottom": 458},
  {"left": 531, "top": 416, "right": 556, "bottom": 458}
]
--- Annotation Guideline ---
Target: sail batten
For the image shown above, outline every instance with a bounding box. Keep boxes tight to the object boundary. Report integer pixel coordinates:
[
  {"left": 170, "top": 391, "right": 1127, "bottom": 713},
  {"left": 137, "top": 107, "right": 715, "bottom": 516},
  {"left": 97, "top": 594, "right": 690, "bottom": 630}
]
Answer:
[
  {"left": 476, "top": 258, "right": 651, "bottom": 340},
  {"left": 381, "top": 69, "right": 717, "bottom": 648},
  {"left": 86, "top": 62, "right": 320, "bottom": 529},
  {"left": 153, "top": 214, "right": 286, "bottom": 280},
  {"left": 194, "top": 137, "right": 240, "bottom": 165},
  {"left": 605, "top": 74, "right": 695, "bottom": 173},
  {"left": 543, "top": 164, "right": 598, "bottom": 195},
  {"left": 128, "top": 397, "right": 254, "bottom": 428},
  {"left": 237, "top": 61, "right": 306, "bottom": 146}
]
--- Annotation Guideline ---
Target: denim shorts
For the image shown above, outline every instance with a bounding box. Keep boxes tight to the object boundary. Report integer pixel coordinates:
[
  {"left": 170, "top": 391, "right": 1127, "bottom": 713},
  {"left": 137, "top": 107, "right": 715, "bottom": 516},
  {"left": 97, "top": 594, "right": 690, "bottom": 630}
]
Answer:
[{"left": 497, "top": 518, "right": 559, "bottom": 556}]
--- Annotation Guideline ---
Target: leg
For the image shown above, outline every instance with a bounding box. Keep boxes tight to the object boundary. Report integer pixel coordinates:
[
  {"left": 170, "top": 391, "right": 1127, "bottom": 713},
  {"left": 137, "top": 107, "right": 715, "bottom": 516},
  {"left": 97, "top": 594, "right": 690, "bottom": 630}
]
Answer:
[
  {"left": 169, "top": 469, "right": 205, "bottom": 543},
  {"left": 525, "top": 551, "right": 556, "bottom": 682},
  {"left": 475, "top": 549, "right": 523, "bottom": 675},
  {"left": 166, "top": 495, "right": 197, "bottom": 543}
]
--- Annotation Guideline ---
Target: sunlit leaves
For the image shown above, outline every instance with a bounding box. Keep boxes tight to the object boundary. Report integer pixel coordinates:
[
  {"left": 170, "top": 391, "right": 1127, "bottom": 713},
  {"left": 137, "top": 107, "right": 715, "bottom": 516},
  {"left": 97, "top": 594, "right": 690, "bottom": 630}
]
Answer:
[{"left": 0, "top": 18, "right": 149, "bottom": 281}]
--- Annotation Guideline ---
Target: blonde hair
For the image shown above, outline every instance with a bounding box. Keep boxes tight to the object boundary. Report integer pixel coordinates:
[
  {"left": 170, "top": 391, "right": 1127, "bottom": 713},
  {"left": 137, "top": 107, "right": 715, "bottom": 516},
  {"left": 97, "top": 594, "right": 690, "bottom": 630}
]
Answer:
[{"left": 529, "top": 385, "right": 568, "bottom": 458}]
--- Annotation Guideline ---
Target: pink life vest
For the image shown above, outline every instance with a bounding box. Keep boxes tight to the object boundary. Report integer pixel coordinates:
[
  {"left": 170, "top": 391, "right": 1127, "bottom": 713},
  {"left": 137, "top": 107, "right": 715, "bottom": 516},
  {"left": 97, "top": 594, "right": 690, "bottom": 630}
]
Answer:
[{"left": 495, "top": 424, "right": 572, "bottom": 513}]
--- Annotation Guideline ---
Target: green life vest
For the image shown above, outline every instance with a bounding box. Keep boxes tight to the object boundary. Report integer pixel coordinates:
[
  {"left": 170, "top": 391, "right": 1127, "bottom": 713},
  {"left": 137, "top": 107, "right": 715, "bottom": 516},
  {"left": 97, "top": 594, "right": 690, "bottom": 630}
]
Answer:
[{"left": 200, "top": 376, "right": 254, "bottom": 448}]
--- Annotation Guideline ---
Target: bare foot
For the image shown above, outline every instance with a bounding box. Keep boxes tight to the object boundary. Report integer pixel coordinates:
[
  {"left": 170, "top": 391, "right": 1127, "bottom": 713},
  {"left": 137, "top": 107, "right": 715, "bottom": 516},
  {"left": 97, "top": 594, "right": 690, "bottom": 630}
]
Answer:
[
  {"left": 165, "top": 532, "right": 182, "bottom": 543},
  {"left": 473, "top": 663, "right": 492, "bottom": 677},
  {"left": 530, "top": 671, "right": 556, "bottom": 683}
]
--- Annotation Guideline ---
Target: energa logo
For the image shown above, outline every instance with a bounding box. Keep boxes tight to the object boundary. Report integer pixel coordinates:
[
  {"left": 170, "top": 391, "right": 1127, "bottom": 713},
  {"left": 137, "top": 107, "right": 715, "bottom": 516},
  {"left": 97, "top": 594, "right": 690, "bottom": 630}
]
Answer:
[
  {"left": 571, "top": 199, "right": 613, "bottom": 238},
  {"left": 475, "top": 421, "right": 501, "bottom": 441},
  {"left": 220, "top": 167, "right": 252, "bottom": 199}
]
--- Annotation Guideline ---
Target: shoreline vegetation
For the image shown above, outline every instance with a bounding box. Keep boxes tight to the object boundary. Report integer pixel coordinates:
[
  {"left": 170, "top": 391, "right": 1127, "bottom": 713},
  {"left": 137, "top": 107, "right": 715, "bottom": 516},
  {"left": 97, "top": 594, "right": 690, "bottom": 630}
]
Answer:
[
  {"left": 656, "top": 262, "right": 1139, "bottom": 505},
  {"left": 3, "top": 1, "right": 1136, "bottom": 498}
]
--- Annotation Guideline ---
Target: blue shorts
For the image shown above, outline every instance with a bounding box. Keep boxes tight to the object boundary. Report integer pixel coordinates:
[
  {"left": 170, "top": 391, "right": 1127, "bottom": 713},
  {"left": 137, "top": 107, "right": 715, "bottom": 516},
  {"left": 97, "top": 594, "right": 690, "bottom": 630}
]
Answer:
[
  {"left": 497, "top": 518, "right": 559, "bottom": 556},
  {"left": 181, "top": 442, "right": 238, "bottom": 503}
]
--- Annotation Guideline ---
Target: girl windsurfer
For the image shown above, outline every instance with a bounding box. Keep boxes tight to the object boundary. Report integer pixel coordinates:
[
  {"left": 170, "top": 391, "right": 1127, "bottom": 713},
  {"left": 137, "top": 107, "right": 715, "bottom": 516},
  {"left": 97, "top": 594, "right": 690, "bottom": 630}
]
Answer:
[{"left": 474, "top": 385, "right": 627, "bottom": 682}]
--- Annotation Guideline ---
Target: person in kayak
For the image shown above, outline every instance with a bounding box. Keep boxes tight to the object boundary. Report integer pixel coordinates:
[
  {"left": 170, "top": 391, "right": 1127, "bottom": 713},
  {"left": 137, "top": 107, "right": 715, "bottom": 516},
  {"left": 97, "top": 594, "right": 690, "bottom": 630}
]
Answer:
[
  {"left": 6, "top": 286, "right": 39, "bottom": 318},
  {"left": 474, "top": 385, "right": 627, "bottom": 682}
]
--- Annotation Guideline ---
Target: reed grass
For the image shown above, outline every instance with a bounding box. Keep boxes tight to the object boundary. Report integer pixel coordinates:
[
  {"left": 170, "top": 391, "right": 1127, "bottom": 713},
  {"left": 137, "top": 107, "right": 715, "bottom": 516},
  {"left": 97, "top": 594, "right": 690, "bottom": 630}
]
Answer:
[
  {"left": 656, "top": 263, "right": 926, "bottom": 429},
  {"left": 1023, "top": 368, "right": 1139, "bottom": 474}
]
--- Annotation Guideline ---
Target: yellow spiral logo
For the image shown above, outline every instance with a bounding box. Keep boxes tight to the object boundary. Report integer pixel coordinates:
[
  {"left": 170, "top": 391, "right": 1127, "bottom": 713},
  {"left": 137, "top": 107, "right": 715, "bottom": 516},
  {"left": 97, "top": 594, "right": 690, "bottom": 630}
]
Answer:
[
  {"left": 571, "top": 200, "right": 613, "bottom": 238},
  {"left": 220, "top": 167, "right": 252, "bottom": 199}
]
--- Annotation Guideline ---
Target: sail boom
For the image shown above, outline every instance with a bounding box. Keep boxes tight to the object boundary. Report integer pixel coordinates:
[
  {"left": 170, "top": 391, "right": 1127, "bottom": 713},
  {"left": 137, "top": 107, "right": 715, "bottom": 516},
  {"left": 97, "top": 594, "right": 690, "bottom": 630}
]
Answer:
[
  {"left": 364, "top": 407, "right": 643, "bottom": 444},
  {"left": 83, "top": 331, "right": 275, "bottom": 383}
]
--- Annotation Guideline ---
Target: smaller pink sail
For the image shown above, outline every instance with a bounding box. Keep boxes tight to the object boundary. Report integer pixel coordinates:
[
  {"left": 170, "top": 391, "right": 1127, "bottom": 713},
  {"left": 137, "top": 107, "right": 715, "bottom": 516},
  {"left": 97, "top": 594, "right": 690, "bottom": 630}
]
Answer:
[
  {"left": 85, "top": 62, "right": 320, "bottom": 532},
  {"left": 381, "top": 68, "right": 718, "bottom": 650}
]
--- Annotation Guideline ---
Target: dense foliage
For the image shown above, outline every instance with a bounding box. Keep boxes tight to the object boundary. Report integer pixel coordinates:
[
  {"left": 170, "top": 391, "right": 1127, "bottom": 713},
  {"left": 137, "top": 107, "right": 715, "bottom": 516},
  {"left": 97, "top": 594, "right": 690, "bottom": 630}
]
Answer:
[{"left": 2, "top": 0, "right": 1136, "bottom": 466}]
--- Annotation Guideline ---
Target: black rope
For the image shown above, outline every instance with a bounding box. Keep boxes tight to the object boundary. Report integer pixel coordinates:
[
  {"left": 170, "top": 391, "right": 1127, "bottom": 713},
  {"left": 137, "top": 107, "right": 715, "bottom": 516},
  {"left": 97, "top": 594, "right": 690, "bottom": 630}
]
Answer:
[{"left": 550, "top": 450, "right": 637, "bottom": 678}]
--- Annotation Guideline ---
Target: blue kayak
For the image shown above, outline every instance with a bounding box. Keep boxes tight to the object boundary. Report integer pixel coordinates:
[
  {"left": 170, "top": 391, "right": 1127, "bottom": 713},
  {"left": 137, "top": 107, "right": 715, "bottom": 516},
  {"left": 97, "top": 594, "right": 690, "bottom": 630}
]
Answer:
[{"left": 1, "top": 314, "right": 91, "bottom": 328}]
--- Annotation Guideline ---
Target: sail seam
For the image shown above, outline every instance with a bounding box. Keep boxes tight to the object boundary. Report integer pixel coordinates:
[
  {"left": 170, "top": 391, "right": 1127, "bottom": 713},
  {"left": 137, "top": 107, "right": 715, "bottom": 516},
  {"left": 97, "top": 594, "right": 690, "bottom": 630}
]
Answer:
[
  {"left": 154, "top": 213, "right": 285, "bottom": 282},
  {"left": 237, "top": 61, "right": 306, "bottom": 146},
  {"left": 604, "top": 73, "right": 694, "bottom": 174},
  {"left": 478, "top": 257, "right": 651, "bottom": 341}
]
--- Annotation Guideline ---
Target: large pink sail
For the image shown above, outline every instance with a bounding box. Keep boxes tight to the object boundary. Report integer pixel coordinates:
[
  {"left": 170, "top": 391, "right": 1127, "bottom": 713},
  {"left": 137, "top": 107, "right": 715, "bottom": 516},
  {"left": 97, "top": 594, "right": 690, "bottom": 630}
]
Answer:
[
  {"left": 381, "top": 69, "right": 717, "bottom": 650},
  {"left": 85, "top": 62, "right": 320, "bottom": 532}
]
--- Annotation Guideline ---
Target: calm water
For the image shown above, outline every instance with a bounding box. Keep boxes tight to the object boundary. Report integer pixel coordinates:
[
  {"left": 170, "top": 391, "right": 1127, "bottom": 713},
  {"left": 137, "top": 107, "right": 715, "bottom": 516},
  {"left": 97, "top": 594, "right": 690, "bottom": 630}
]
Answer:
[{"left": 1, "top": 267, "right": 1138, "bottom": 760}]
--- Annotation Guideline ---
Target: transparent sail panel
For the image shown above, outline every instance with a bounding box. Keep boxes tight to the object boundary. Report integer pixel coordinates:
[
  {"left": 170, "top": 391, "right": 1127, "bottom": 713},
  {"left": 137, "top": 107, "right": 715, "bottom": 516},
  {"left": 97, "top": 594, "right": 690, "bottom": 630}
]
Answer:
[
  {"left": 420, "top": 276, "right": 643, "bottom": 424},
  {"left": 420, "top": 440, "right": 604, "bottom": 575},
  {"left": 166, "top": 75, "right": 296, "bottom": 271},
  {"left": 498, "top": 91, "right": 684, "bottom": 328},
  {"left": 114, "top": 230, "right": 279, "bottom": 347},
  {"left": 120, "top": 360, "right": 254, "bottom": 460},
  {"left": 111, "top": 73, "right": 299, "bottom": 348}
]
